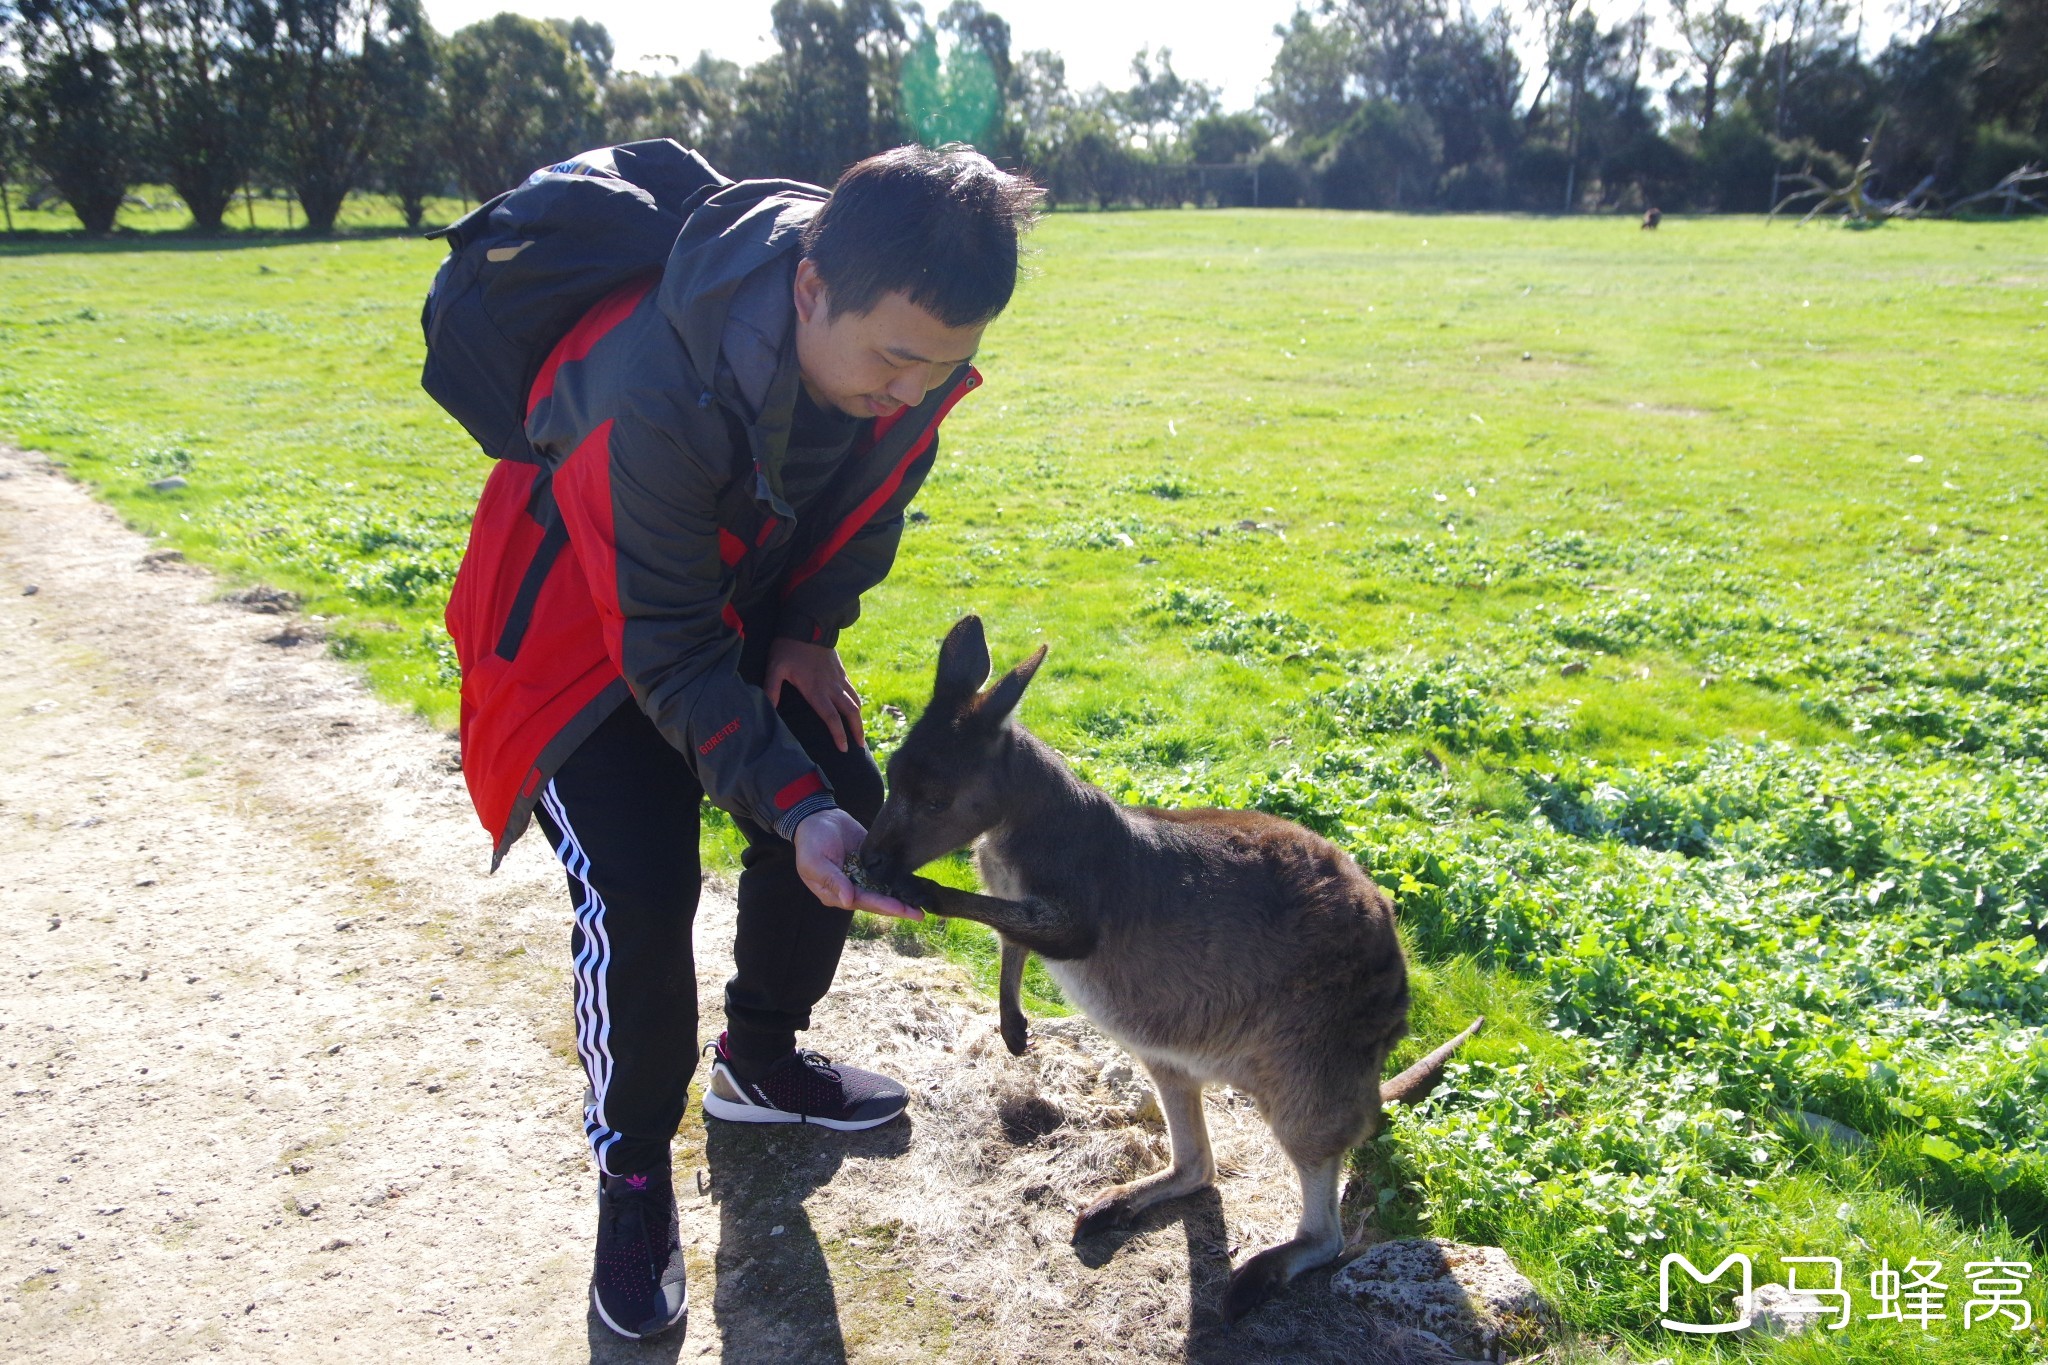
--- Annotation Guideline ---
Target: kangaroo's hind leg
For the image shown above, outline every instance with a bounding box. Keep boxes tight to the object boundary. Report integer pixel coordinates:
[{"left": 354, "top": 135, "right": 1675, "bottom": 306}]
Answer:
[
  {"left": 1219, "top": 1147, "right": 1347, "bottom": 1323},
  {"left": 1073, "top": 1060, "right": 1215, "bottom": 1238},
  {"left": 1220, "top": 1055, "right": 1391, "bottom": 1323}
]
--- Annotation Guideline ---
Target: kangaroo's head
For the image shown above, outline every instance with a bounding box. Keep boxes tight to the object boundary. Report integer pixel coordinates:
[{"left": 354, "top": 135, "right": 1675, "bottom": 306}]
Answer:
[{"left": 860, "top": 614, "right": 1046, "bottom": 894}]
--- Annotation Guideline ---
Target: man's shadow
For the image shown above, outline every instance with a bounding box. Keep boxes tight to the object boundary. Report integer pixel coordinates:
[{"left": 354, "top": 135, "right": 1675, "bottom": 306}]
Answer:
[
  {"left": 581, "top": 1115, "right": 913, "bottom": 1364},
  {"left": 698, "top": 1115, "right": 913, "bottom": 1364}
]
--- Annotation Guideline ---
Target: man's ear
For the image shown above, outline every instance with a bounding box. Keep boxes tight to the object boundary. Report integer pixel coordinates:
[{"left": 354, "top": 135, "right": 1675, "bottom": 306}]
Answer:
[
  {"left": 933, "top": 615, "right": 991, "bottom": 711},
  {"left": 974, "top": 644, "right": 1047, "bottom": 732},
  {"left": 793, "top": 256, "right": 827, "bottom": 325}
]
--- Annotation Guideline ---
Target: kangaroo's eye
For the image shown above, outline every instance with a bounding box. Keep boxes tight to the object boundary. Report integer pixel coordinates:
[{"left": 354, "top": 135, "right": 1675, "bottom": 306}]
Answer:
[{"left": 921, "top": 796, "right": 949, "bottom": 814}]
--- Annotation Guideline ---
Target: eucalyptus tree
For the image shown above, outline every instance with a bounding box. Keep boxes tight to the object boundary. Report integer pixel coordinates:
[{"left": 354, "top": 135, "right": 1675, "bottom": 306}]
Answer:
[
  {"left": 0, "top": 31, "right": 25, "bottom": 230},
  {"left": 441, "top": 12, "right": 600, "bottom": 200},
  {"left": 1005, "top": 47, "right": 1069, "bottom": 144},
  {"left": 1260, "top": 9, "right": 1363, "bottom": 142},
  {"left": 242, "top": 0, "right": 432, "bottom": 233},
  {"left": 547, "top": 16, "right": 611, "bottom": 84},
  {"left": 1110, "top": 47, "right": 1218, "bottom": 148},
  {"left": 370, "top": 5, "right": 440, "bottom": 227},
  {"left": 110, "top": 0, "right": 268, "bottom": 231},
  {"left": 601, "top": 68, "right": 716, "bottom": 147},
  {"left": 730, "top": 0, "right": 903, "bottom": 184},
  {"left": 1669, "top": 0, "right": 1756, "bottom": 133},
  {"left": 14, "top": 0, "right": 141, "bottom": 232},
  {"left": 1265, "top": 0, "right": 1522, "bottom": 207}
]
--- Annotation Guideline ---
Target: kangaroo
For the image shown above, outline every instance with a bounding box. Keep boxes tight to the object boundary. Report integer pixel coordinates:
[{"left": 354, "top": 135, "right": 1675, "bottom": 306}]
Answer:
[{"left": 859, "top": 615, "right": 1482, "bottom": 1323}]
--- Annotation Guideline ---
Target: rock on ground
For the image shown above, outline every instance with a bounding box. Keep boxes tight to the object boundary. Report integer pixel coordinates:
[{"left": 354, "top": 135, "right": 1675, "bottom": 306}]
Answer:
[
  {"left": 0, "top": 447, "right": 1466, "bottom": 1363},
  {"left": 1332, "top": 1239, "right": 1556, "bottom": 1361},
  {"left": 1735, "top": 1282, "right": 1829, "bottom": 1338}
]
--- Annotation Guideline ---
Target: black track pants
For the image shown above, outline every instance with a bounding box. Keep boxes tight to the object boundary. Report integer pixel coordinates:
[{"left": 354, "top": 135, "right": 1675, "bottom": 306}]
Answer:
[{"left": 531, "top": 690, "right": 883, "bottom": 1177}]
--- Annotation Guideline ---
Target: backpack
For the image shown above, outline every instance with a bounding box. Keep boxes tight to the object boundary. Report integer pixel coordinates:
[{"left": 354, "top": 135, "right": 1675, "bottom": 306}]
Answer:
[{"left": 419, "top": 139, "right": 731, "bottom": 463}]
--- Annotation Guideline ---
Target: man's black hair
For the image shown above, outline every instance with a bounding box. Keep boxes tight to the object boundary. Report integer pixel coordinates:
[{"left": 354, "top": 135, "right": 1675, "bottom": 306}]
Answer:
[{"left": 801, "top": 144, "right": 1042, "bottom": 328}]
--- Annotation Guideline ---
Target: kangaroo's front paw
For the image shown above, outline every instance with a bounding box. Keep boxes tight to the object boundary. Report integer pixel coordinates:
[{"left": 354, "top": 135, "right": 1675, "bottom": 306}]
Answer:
[
  {"left": 900, "top": 873, "right": 946, "bottom": 912},
  {"left": 999, "top": 1004, "right": 1030, "bottom": 1056},
  {"left": 1220, "top": 1246, "right": 1293, "bottom": 1325},
  {"left": 1072, "top": 1189, "right": 1135, "bottom": 1240}
]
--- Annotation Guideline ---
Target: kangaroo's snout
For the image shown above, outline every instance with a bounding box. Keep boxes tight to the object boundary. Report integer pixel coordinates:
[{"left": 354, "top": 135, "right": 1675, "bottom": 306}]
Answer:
[{"left": 856, "top": 846, "right": 902, "bottom": 894}]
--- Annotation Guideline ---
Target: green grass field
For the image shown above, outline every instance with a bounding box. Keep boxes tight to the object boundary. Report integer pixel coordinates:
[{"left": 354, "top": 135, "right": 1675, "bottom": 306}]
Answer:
[{"left": 4, "top": 203, "right": 2046, "bottom": 1361}]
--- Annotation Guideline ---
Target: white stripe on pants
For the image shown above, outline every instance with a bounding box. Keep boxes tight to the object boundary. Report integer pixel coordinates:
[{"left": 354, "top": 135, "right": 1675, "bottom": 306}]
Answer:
[{"left": 540, "top": 781, "right": 627, "bottom": 1175}]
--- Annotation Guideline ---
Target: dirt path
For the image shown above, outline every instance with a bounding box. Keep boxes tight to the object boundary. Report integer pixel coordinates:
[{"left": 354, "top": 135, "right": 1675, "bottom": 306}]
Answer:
[{"left": 0, "top": 448, "right": 1443, "bottom": 1364}]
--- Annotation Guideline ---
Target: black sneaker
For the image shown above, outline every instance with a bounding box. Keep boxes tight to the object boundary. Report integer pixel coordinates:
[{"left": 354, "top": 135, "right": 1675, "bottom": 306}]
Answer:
[
  {"left": 590, "top": 1169, "right": 687, "bottom": 1341},
  {"left": 702, "top": 1032, "right": 908, "bottom": 1131}
]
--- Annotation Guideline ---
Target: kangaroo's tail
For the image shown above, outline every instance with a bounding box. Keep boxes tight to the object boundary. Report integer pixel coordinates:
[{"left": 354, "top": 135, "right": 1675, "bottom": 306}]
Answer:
[{"left": 1380, "top": 1016, "right": 1484, "bottom": 1107}]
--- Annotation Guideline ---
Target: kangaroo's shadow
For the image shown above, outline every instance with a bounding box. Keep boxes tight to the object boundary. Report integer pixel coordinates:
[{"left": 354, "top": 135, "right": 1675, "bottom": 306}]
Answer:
[{"left": 699, "top": 1116, "right": 914, "bottom": 1364}]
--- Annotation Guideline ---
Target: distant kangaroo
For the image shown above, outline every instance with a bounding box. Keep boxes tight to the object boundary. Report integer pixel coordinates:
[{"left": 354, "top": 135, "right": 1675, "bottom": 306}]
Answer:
[
  {"left": 1642, "top": 205, "right": 1663, "bottom": 229},
  {"left": 859, "top": 616, "right": 1482, "bottom": 1323}
]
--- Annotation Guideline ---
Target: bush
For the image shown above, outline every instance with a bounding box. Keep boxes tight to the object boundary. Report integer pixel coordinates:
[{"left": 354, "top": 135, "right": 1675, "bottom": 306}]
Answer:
[{"left": 1317, "top": 100, "right": 1442, "bottom": 209}]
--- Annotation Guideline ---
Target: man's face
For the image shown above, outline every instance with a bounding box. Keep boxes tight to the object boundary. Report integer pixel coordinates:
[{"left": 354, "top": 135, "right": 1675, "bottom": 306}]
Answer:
[{"left": 792, "top": 256, "right": 985, "bottom": 420}]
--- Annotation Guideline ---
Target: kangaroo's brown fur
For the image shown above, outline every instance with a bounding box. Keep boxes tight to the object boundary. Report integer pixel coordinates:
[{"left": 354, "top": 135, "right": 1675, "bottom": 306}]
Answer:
[{"left": 860, "top": 616, "right": 1481, "bottom": 1324}]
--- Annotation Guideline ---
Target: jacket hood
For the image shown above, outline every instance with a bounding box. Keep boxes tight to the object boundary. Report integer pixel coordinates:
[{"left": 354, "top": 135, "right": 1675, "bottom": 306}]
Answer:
[
  {"left": 659, "top": 178, "right": 826, "bottom": 422},
  {"left": 657, "top": 178, "right": 829, "bottom": 520}
]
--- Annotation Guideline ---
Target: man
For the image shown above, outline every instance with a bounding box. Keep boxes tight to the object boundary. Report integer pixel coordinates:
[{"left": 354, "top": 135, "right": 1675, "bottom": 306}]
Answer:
[{"left": 444, "top": 144, "right": 1040, "bottom": 1340}]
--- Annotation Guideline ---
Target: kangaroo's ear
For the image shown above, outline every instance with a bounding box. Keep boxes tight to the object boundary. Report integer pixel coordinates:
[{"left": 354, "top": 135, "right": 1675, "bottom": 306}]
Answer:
[
  {"left": 933, "top": 614, "right": 992, "bottom": 710},
  {"left": 973, "top": 644, "right": 1047, "bottom": 732}
]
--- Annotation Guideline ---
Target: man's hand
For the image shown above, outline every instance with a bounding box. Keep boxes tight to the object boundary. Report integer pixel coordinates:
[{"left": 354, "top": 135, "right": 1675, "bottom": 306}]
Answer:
[
  {"left": 765, "top": 638, "right": 864, "bottom": 753},
  {"left": 792, "top": 808, "right": 923, "bottom": 920}
]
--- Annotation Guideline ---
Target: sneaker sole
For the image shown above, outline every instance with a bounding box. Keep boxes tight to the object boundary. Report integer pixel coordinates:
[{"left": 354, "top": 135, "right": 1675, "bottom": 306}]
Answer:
[
  {"left": 590, "top": 1284, "right": 686, "bottom": 1341},
  {"left": 701, "top": 1088, "right": 905, "bottom": 1131}
]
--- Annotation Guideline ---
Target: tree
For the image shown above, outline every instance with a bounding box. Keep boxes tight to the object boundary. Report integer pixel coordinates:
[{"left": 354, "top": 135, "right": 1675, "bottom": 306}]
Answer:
[
  {"left": 601, "top": 70, "right": 716, "bottom": 148},
  {"left": 371, "top": 8, "right": 441, "bottom": 228},
  {"left": 1670, "top": 0, "right": 1756, "bottom": 133},
  {"left": 1006, "top": 47, "right": 1070, "bottom": 142},
  {"left": 938, "top": 0, "right": 1009, "bottom": 89},
  {"left": 244, "top": 0, "right": 431, "bottom": 233},
  {"left": 1551, "top": 9, "right": 1604, "bottom": 207},
  {"left": 0, "top": 42, "right": 29, "bottom": 230},
  {"left": 1876, "top": 0, "right": 2048, "bottom": 196},
  {"left": 1319, "top": 97, "right": 1441, "bottom": 205},
  {"left": 442, "top": 13, "right": 601, "bottom": 201},
  {"left": 1261, "top": 8, "right": 1362, "bottom": 142},
  {"left": 729, "top": 0, "right": 900, "bottom": 184},
  {"left": 1568, "top": 11, "right": 1690, "bottom": 207},
  {"left": 1260, "top": 0, "right": 1523, "bottom": 207},
  {"left": 112, "top": 0, "right": 268, "bottom": 231},
  {"left": 547, "top": 16, "right": 612, "bottom": 84},
  {"left": 1727, "top": 29, "right": 1875, "bottom": 161},
  {"left": 1186, "top": 111, "right": 1270, "bottom": 164},
  {"left": 1036, "top": 105, "right": 1138, "bottom": 207},
  {"left": 1109, "top": 47, "right": 1217, "bottom": 147},
  {"left": 15, "top": 0, "right": 142, "bottom": 233}
]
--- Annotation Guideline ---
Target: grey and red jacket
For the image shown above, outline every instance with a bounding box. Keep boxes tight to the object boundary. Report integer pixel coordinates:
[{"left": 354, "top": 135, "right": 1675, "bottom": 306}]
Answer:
[{"left": 445, "top": 177, "right": 979, "bottom": 866}]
